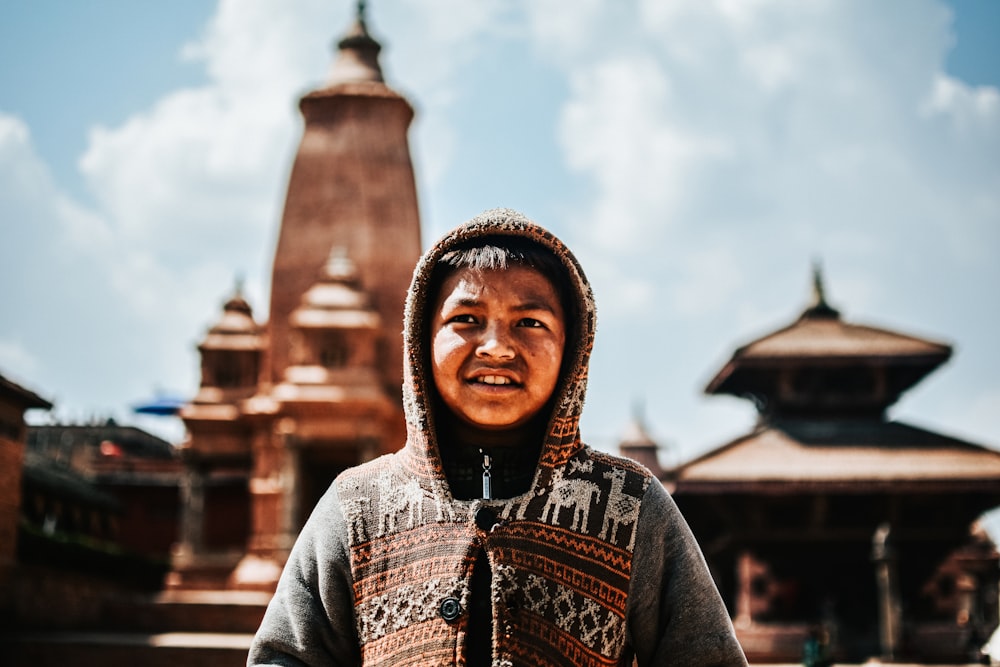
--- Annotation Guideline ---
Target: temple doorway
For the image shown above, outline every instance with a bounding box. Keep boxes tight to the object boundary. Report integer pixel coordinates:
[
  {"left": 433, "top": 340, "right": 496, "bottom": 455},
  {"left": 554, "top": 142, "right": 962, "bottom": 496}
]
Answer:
[{"left": 295, "top": 443, "right": 361, "bottom": 529}]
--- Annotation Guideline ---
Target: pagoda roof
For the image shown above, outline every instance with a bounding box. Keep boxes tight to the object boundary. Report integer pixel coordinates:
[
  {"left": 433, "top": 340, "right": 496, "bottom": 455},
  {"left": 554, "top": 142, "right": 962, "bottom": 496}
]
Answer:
[
  {"left": 28, "top": 422, "right": 177, "bottom": 460},
  {"left": 722, "top": 317, "right": 951, "bottom": 363},
  {"left": 617, "top": 404, "right": 664, "bottom": 477},
  {"left": 706, "top": 267, "right": 951, "bottom": 399},
  {"left": 290, "top": 248, "right": 380, "bottom": 330},
  {"left": 23, "top": 451, "right": 122, "bottom": 512},
  {"left": 672, "top": 418, "right": 1000, "bottom": 493},
  {"left": 200, "top": 281, "right": 263, "bottom": 352},
  {"left": 0, "top": 372, "right": 52, "bottom": 411}
]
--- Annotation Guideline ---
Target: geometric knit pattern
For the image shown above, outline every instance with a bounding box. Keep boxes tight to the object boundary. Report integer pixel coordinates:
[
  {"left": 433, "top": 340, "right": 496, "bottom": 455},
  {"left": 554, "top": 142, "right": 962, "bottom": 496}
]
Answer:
[{"left": 337, "top": 447, "right": 652, "bottom": 667}]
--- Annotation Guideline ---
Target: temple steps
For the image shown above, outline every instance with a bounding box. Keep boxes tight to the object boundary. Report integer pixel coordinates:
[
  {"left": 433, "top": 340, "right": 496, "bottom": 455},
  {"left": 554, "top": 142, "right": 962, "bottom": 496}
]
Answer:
[
  {"left": 102, "top": 589, "right": 270, "bottom": 634},
  {"left": 3, "top": 590, "right": 269, "bottom": 666},
  {"left": 7, "top": 631, "right": 253, "bottom": 667}
]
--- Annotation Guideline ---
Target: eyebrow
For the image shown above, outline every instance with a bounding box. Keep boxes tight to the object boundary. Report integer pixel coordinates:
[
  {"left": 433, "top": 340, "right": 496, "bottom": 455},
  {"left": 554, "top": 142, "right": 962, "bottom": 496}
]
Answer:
[
  {"left": 444, "top": 296, "right": 561, "bottom": 315},
  {"left": 513, "top": 300, "right": 561, "bottom": 315}
]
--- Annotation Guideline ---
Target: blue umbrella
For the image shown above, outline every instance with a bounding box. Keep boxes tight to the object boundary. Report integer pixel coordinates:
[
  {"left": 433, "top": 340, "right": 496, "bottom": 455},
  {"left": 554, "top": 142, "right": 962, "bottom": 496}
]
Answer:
[{"left": 131, "top": 395, "right": 187, "bottom": 416}]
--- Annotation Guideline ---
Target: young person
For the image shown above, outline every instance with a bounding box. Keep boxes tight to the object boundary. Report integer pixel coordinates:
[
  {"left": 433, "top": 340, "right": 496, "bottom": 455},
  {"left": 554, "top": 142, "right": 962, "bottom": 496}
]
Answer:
[{"left": 248, "top": 208, "right": 748, "bottom": 666}]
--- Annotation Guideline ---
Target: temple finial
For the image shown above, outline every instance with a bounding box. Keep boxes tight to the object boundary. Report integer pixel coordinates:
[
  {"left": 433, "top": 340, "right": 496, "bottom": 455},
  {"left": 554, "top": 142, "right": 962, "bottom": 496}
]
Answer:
[
  {"left": 223, "top": 273, "right": 253, "bottom": 317},
  {"left": 811, "top": 260, "right": 827, "bottom": 308},
  {"left": 801, "top": 259, "right": 840, "bottom": 320},
  {"left": 632, "top": 397, "right": 646, "bottom": 425},
  {"left": 327, "top": 0, "right": 383, "bottom": 84}
]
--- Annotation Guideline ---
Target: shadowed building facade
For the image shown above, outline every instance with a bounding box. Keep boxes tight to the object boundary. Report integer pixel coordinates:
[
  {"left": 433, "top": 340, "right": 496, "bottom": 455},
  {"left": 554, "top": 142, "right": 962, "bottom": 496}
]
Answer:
[
  {"left": 172, "top": 7, "right": 422, "bottom": 591},
  {"left": 668, "top": 269, "right": 1000, "bottom": 663},
  {"left": 0, "top": 373, "right": 51, "bottom": 620}
]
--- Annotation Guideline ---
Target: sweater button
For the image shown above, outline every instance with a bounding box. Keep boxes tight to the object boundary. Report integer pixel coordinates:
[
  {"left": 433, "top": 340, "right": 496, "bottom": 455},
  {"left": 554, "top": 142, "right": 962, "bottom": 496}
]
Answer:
[
  {"left": 439, "top": 597, "right": 463, "bottom": 622},
  {"left": 475, "top": 507, "right": 498, "bottom": 531}
]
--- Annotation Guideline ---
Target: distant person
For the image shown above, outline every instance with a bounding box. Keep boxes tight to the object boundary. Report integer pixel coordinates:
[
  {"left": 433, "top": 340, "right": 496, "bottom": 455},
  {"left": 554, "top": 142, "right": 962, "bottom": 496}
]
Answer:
[
  {"left": 802, "top": 625, "right": 831, "bottom": 667},
  {"left": 248, "top": 208, "right": 748, "bottom": 666}
]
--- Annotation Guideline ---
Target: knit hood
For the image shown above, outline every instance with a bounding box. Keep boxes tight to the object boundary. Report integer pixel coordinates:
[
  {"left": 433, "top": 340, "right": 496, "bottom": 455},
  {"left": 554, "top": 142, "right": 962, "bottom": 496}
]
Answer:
[{"left": 400, "top": 208, "right": 596, "bottom": 498}]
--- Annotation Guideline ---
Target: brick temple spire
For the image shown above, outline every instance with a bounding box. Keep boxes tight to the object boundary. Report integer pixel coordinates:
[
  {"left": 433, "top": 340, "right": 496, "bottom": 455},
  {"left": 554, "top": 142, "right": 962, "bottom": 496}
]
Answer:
[
  {"left": 176, "top": 6, "right": 422, "bottom": 592},
  {"left": 237, "top": 5, "right": 422, "bottom": 586},
  {"left": 326, "top": 0, "right": 384, "bottom": 84},
  {"left": 267, "top": 6, "right": 421, "bottom": 402}
]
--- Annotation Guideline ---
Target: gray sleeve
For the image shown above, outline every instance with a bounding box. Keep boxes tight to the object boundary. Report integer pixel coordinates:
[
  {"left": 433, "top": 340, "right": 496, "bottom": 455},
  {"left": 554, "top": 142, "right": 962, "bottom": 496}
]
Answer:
[
  {"left": 247, "top": 482, "right": 361, "bottom": 666},
  {"left": 625, "top": 481, "right": 748, "bottom": 667}
]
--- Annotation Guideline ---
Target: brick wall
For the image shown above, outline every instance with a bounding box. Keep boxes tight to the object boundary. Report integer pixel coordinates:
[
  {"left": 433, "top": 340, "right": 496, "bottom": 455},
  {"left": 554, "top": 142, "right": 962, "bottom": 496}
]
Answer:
[{"left": 0, "top": 401, "right": 26, "bottom": 616}]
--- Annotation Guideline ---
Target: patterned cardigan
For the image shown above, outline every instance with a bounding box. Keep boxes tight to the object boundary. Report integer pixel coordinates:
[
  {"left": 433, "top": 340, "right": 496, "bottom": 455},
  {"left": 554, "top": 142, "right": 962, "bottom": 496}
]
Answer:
[{"left": 248, "top": 209, "right": 748, "bottom": 666}]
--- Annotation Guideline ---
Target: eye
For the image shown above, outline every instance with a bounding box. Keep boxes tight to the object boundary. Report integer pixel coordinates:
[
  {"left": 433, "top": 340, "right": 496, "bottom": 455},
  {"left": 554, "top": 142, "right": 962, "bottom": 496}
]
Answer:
[
  {"left": 447, "top": 314, "right": 478, "bottom": 325},
  {"left": 518, "top": 317, "right": 546, "bottom": 328}
]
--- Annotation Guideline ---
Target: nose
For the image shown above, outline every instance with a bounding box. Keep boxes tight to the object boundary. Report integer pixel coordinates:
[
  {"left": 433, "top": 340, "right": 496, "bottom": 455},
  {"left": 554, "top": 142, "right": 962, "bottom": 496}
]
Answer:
[{"left": 476, "top": 322, "right": 515, "bottom": 360}]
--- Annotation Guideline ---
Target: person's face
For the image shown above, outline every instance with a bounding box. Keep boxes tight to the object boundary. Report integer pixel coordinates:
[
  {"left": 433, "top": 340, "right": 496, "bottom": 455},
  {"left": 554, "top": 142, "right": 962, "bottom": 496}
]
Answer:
[{"left": 430, "top": 265, "right": 566, "bottom": 431}]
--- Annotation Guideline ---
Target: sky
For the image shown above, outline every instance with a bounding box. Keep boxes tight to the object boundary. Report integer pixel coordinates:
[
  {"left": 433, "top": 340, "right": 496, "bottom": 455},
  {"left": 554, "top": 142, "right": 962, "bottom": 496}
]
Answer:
[{"left": 1, "top": 0, "right": 998, "bottom": 463}]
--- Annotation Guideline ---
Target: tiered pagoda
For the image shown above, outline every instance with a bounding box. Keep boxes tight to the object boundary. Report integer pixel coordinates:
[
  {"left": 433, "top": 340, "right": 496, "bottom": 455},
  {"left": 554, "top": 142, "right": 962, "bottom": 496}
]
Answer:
[
  {"left": 173, "top": 5, "right": 422, "bottom": 591},
  {"left": 670, "top": 269, "right": 1000, "bottom": 663},
  {"left": 618, "top": 405, "right": 665, "bottom": 479}
]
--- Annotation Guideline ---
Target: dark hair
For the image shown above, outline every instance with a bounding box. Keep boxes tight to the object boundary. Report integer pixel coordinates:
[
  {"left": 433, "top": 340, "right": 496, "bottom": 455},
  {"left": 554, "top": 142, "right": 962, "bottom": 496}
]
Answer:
[{"left": 428, "top": 236, "right": 575, "bottom": 327}]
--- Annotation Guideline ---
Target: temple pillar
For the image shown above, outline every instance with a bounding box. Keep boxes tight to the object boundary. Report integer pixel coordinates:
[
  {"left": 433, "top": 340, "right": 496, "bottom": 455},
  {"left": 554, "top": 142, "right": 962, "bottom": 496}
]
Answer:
[
  {"left": 872, "top": 522, "right": 902, "bottom": 661},
  {"left": 230, "top": 418, "right": 296, "bottom": 590},
  {"left": 280, "top": 433, "right": 302, "bottom": 548},
  {"left": 735, "top": 550, "right": 761, "bottom": 628},
  {"left": 177, "top": 465, "right": 206, "bottom": 556}
]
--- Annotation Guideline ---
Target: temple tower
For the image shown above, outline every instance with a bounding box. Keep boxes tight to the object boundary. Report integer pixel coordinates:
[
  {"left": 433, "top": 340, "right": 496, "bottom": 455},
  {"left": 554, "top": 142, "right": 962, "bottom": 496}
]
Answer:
[
  {"left": 174, "top": 5, "right": 422, "bottom": 591},
  {"left": 174, "top": 283, "right": 261, "bottom": 587},
  {"left": 267, "top": 4, "right": 421, "bottom": 404},
  {"left": 617, "top": 403, "right": 665, "bottom": 479},
  {"left": 233, "top": 5, "right": 422, "bottom": 588}
]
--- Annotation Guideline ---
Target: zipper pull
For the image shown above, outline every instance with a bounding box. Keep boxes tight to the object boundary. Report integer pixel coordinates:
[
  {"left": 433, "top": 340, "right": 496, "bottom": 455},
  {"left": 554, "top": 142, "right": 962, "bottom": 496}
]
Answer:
[{"left": 480, "top": 449, "right": 493, "bottom": 500}]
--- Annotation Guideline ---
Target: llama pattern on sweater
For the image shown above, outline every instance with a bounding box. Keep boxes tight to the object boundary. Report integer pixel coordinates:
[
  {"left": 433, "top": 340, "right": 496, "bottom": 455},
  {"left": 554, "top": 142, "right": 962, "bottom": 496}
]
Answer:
[
  {"left": 599, "top": 468, "right": 642, "bottom": 552},
  {"left": 337, "top": 448, "right": 652, "bottom": 667}
]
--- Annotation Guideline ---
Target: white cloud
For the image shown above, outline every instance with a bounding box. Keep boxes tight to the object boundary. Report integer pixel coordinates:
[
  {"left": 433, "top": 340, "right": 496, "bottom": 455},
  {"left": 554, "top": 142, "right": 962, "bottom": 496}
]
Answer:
[
  {"left": 0, "top": 111, "right": 110, "bottom": 283},
  {"left": 548, "top": 0, "right": 998, "bottom": 298},
  {"left": 0, "top": 115, "right": 49, "bottom": 201},
  {"left": 80, "top": 86, "right": 288, "bottom": 265},
  {"left": 668, "top": 243, "right": 744, "bottom": 317},
  {"left": 396, "top": 0, "right": 506, "bottom": 48},
  {"left": 560, "top": 55, "right": 732, "bottom": 254},
  {"left": 533, "top": 0, "right": 1000, "bottom": 445},
  {"left": 182, "top": 0, "right": 335, "bottom": 95},
  {"left": 522, "top": 0, "right": 614, "bottom": 63},
  {"left": 1, "top": 111, "right": 202, "bottom": 418},
  {"left": 4, "top": 0, "right": 998, "bottom": 453},
  {"left": 77, "top": 0, "right": 327, "bottom": 272},
  {"left": 922, "top": 72, "right": 1000, "bottom": 135},
  {"left": 1, "top": 0, "right": 523, "bottom": 434},
  {"left": 0, "top": 338, "right": 39, "bottom": 379}
]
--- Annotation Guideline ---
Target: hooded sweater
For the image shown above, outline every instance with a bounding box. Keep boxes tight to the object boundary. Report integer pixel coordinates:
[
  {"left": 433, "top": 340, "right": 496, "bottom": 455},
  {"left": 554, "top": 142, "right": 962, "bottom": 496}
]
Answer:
[{"left": 248, "top": 209, "right": 748, "bottom": 667}]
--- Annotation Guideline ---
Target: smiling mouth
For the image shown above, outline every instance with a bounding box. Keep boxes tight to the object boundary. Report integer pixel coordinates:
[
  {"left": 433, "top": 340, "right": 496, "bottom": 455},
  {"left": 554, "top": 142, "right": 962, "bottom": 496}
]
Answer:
[{"left": 474, "top": 375, "right": 516, "bottom": 386}]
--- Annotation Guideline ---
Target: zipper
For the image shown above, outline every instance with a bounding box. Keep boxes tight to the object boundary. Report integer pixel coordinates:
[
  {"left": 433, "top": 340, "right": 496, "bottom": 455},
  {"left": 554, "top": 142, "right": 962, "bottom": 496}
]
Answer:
[{"left": 480, "top": 448, "right": 493, "bottom": 500}]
